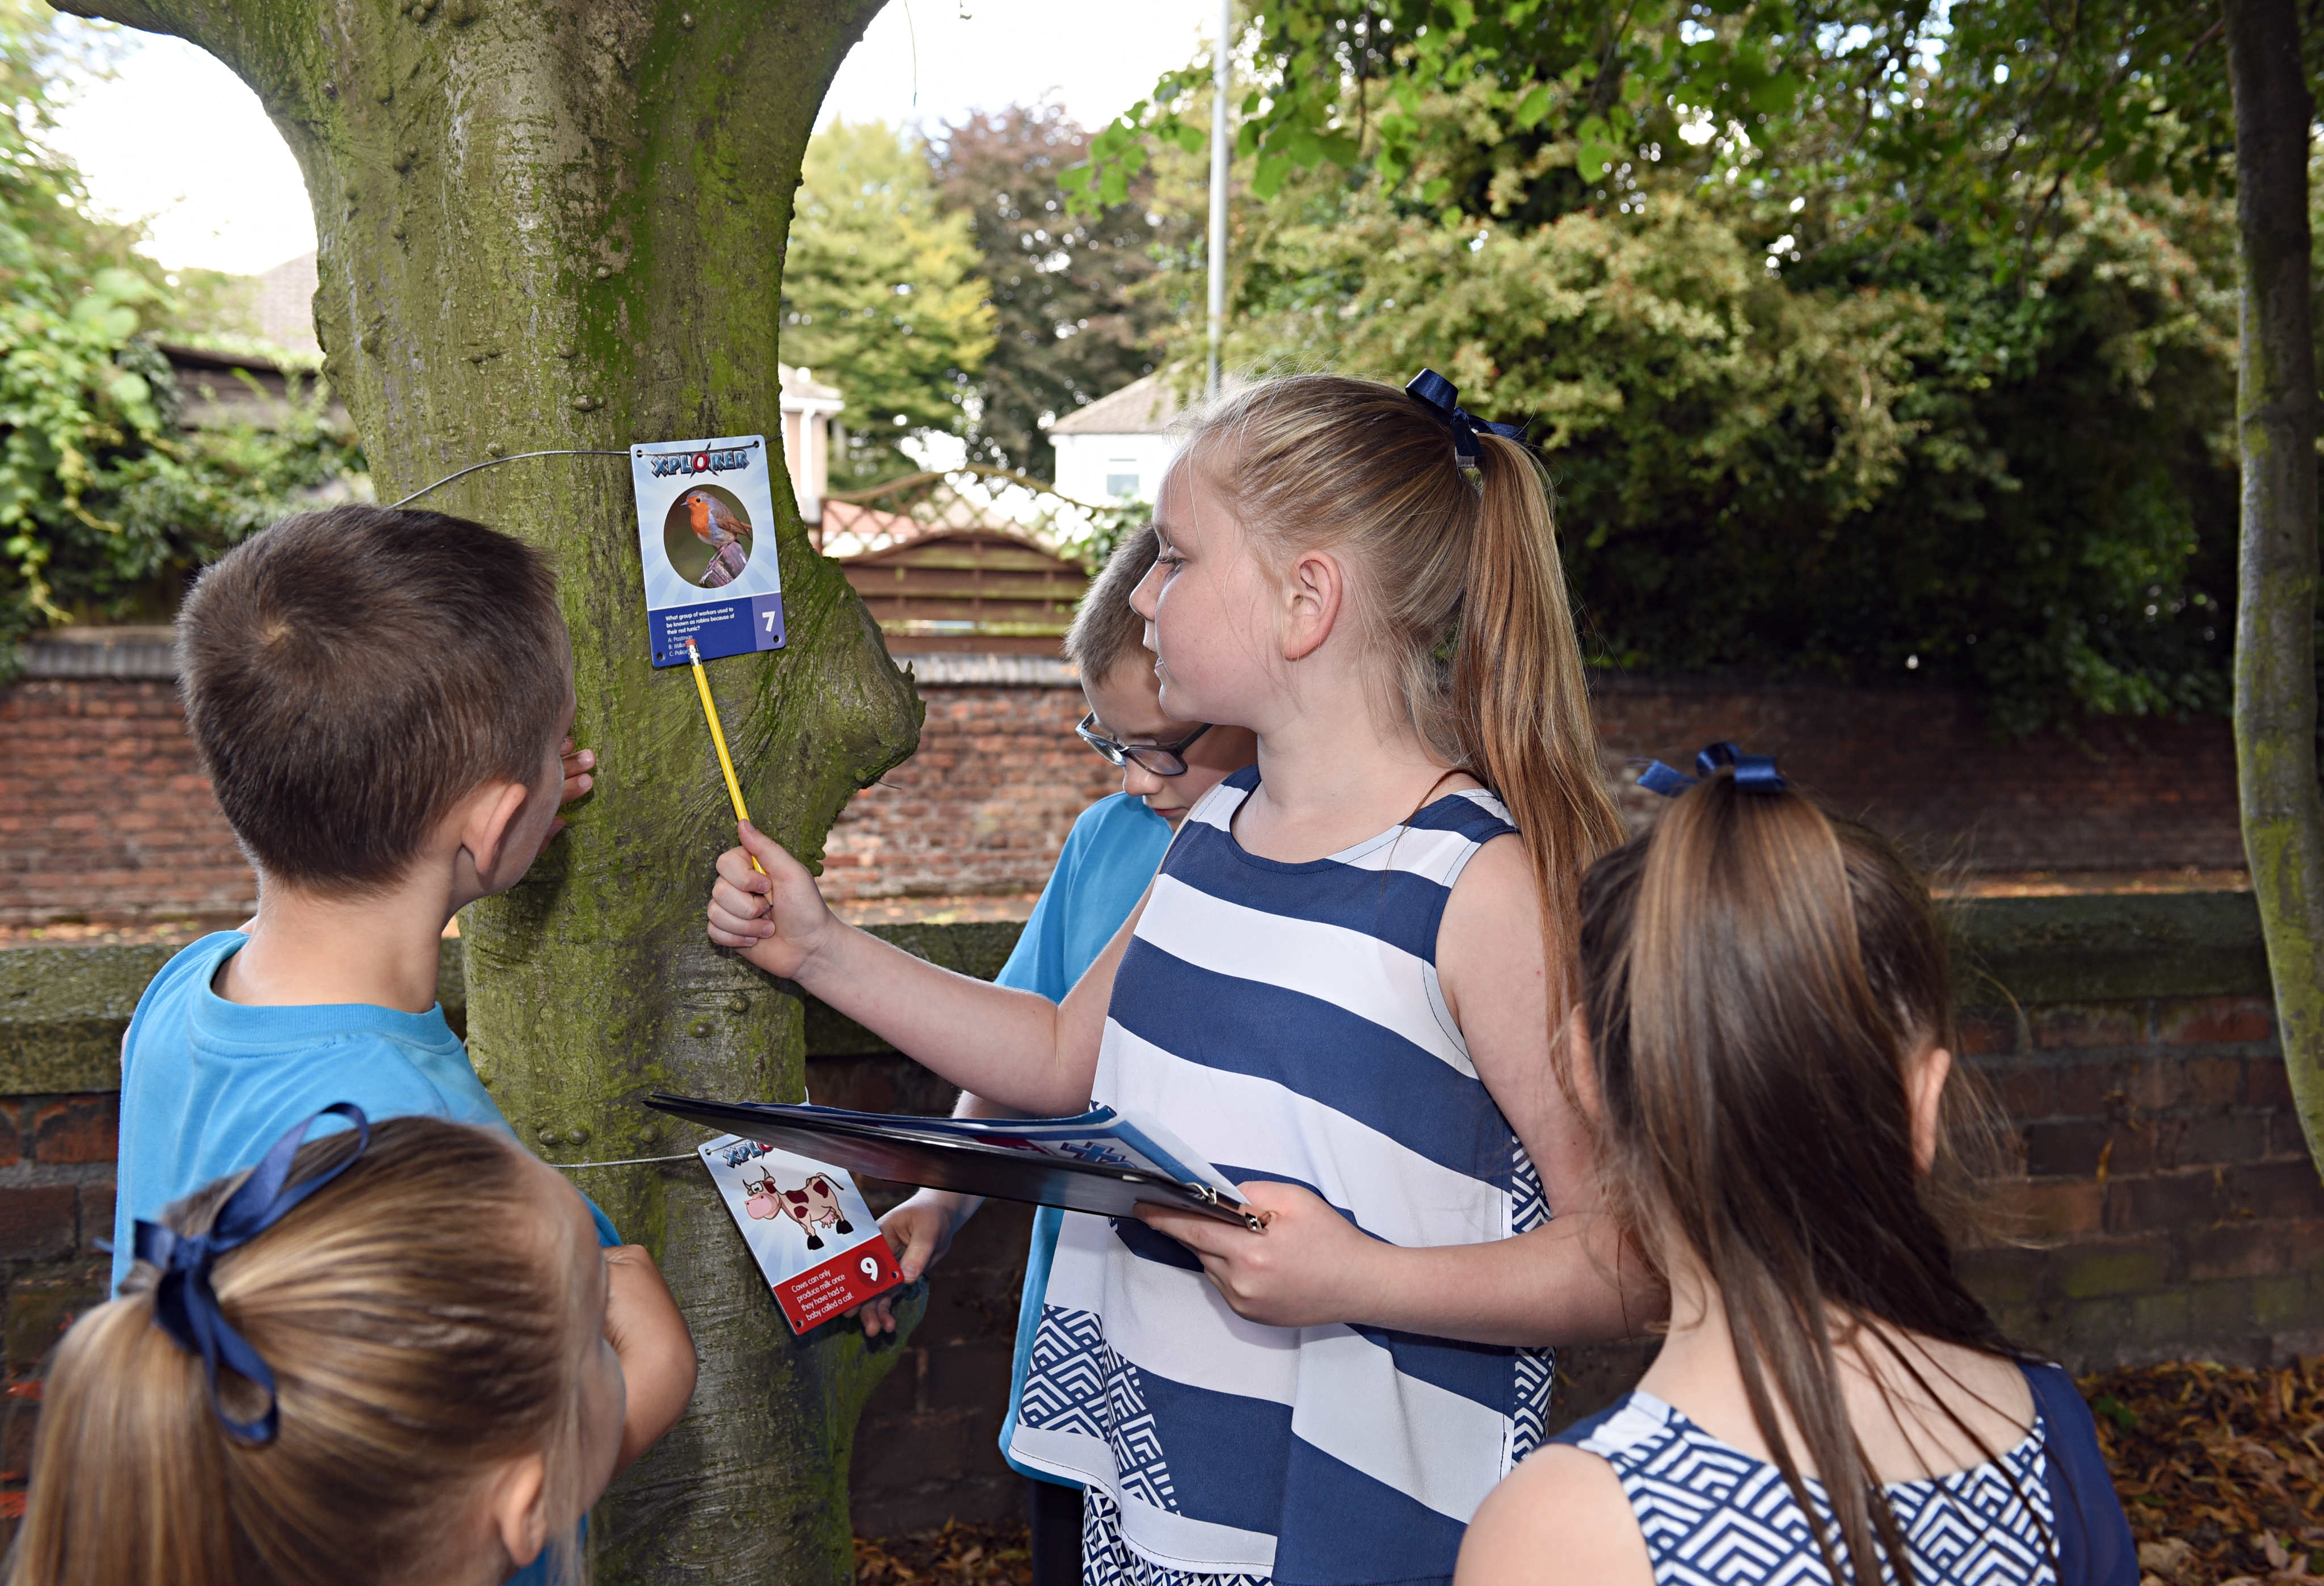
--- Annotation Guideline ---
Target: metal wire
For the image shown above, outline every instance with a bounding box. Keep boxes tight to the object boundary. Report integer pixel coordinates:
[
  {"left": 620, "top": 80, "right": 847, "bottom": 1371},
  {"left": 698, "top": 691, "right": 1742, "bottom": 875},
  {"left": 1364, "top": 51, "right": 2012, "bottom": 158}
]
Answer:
[
  {"left": 388, "top": 448, "right": 631, "bottom": 510},
  {"left": 551, "top": 1151, "right": 700, "bottom": 1171}
]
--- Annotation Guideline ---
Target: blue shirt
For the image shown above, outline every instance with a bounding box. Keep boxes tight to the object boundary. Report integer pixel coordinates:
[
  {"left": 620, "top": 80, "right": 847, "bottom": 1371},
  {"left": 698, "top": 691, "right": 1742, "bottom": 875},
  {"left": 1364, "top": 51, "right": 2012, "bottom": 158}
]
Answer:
[
  {"left": 112, "top": 930, "right": 616, "bottom": 1586},
  {"left": 112, "top": 931, "right": 621, "bottom": 1286},
  {"left": 994, "top": 793, "right": 1173, "bottom": 1484}
]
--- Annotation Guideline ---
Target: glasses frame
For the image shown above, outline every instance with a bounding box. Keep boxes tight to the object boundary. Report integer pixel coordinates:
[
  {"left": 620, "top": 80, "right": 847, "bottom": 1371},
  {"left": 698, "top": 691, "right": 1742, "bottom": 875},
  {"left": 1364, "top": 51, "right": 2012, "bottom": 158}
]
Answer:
[{"left": 1075, "top": 712, "right": 1213, "bottom": 777}]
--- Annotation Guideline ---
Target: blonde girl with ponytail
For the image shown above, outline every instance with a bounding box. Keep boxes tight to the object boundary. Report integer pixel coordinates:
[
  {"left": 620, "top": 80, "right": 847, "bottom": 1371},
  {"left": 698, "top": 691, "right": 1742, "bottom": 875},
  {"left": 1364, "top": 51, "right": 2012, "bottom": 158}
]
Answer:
[
  {"left": 709, "top": 372, "right": 1652, "bottom": 1586},
  {"left": 1457, "top": 760, "right": 2137, "bottom": 1586},
  {"left": 9, "top": 1111, "right": 639, "bottom": 1586}
]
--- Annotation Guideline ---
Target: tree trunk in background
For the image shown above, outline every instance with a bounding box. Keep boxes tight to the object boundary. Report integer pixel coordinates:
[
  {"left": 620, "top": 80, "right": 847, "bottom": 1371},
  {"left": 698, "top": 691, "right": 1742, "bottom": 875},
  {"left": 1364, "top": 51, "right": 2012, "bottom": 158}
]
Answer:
[
  {"left": 2225, "top": 0, "right": 2324, "bottom": 1178},
  {"left": 55, "top": 2, "right": 924, "bottom": 1580}
]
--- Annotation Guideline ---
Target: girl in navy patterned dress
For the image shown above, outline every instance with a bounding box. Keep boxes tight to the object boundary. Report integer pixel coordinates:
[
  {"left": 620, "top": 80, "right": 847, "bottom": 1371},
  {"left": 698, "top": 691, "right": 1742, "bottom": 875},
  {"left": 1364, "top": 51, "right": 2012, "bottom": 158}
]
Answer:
[
  {"left": 709, "top": 374, "right": 1664, "bottom": 1586},
  {"left": 1457, "top": 763, "right": 2137, "bottom": 1586}
]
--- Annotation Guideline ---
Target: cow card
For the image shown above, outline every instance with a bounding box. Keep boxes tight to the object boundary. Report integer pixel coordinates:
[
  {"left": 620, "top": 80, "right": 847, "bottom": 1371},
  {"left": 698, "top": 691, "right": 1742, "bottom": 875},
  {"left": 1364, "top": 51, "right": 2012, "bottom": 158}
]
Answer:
[
  {"left": 632, "top": 434, "right": 785, "bottom": 668},
  {"left": 697, "top": 1134, "right": 903, "bottom": 1334}
]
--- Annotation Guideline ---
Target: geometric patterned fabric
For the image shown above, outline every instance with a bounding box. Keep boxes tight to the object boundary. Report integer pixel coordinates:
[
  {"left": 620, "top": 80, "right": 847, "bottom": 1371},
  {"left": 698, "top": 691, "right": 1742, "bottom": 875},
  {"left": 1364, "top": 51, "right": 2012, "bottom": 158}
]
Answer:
[{"left": 1560, "top": 1387, "right": 2058, "bottom": 1586}]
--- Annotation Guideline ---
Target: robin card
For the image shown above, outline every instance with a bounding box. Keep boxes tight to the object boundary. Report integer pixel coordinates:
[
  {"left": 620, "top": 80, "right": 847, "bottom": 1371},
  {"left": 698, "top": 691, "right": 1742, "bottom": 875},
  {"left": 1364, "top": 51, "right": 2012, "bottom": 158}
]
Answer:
[{"left": 632, "top": 434, "right": 786, "bottom": 667}]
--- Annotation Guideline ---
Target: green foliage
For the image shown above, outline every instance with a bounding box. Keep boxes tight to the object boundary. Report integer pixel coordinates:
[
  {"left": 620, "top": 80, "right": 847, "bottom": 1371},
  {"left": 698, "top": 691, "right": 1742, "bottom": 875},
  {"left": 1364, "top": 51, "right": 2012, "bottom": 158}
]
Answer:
[
  {"left": 0, "top": 5, "right": 361, "bottom": 659},
  {"left": 784, "top": 120, "right": 996, "bottom": 487},
  {"left": 1078, "top": 0, "right": 2280, "bottom": 731},
  {"left": 929, "top": 104, "right": 1195, "bottom": 480},
  {"left": 1222, "top": 145, "right": 2239, "bottom": 729}
]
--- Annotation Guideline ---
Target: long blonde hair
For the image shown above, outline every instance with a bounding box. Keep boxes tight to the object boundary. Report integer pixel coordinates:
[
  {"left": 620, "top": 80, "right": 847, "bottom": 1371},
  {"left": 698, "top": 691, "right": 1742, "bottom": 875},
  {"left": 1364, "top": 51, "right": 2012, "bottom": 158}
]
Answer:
[
  {"left": 7, "top": 1117, "right": 593, "bottom": 1586},
  {"left": 1182, "top": 373, "right": 1624, "bottom": 951}
]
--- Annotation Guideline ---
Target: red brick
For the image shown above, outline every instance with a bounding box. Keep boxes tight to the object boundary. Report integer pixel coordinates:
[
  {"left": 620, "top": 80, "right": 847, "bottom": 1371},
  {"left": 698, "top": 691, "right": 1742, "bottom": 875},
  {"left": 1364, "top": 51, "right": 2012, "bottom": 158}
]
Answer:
[
  {"left": 2229, "top": 1159, "right": 2324, "bottom": 1222},
  {"left": 0, "top": 1189, "right": 78, "bottom": 1261},
  {"left": 2182, "top": 1223, "right": 2288, "bottom": 1281},
  {"left": 1998, "top": 1178, "right": 2104, "bottom": 1238},
  {"left": 31, "top": 1099, "right": 114, "bottom": 1166},
  {"left": 77, "top": 1185, "right": 113, "bottom": 1257},
  {"left": 2158, "top": 996, "right": 2275, "bottom": 1047}
]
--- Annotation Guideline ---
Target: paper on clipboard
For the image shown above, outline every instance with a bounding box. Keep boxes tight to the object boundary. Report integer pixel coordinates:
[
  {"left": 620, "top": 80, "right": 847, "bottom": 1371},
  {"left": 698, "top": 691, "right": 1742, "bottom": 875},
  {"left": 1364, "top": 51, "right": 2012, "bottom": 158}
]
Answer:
[{"left": 647, "top": 1095, "right": 1263, "bottom": 1231}]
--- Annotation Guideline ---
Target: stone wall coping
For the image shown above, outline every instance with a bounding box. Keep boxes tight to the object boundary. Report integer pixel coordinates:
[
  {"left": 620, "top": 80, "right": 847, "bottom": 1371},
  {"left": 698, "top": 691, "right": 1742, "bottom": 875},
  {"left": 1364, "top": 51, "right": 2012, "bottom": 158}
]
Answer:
[
  {"left": 0, "top": 892, "right": 2266, "bottom": 1095},
  {"left": 12, "top": 625, "right": 179, "bottom": 680}
]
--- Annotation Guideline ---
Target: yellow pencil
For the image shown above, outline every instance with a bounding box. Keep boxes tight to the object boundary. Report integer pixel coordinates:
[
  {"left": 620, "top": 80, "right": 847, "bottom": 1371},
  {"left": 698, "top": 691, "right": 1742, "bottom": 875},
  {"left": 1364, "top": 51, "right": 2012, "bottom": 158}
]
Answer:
[{"left": 685, "top": 638, "right": 766, "bottom": 877}]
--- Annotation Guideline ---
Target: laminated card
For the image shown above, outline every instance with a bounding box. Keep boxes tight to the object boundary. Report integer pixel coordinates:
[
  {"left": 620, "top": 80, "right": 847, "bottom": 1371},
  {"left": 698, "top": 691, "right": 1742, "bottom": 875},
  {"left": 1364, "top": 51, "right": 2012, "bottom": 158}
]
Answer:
[
  {"left": 633, "top": 435, "right": 785, "bottom": 666},
  {"left": 697, "top": 1134, "right": 904, "bottom": 1334}
]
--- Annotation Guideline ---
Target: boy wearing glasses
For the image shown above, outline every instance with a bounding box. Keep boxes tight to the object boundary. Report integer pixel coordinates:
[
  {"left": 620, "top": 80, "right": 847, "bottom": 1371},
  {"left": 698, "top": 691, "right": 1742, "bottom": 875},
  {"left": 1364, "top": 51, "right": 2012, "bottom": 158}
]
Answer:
[{"left": 849, "top": 524, "right": 1255, "bottom": 1585}]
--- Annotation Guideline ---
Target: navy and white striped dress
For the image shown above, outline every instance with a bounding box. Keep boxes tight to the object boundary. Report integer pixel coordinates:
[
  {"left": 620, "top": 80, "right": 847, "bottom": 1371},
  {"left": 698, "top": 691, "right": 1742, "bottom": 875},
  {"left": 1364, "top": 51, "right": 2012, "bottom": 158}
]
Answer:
[
  {"left": 1552, "top": 1364, "right": 2140, "bottom": 1586},
  {"left": 1008, "top": 767, "right": 1552, "bottom": 1586}
]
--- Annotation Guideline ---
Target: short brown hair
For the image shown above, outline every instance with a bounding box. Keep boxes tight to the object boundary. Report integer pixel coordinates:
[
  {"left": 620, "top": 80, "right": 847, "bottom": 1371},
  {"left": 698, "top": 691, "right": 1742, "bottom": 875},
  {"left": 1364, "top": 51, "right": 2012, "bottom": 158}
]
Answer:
[
  {"left": 1064, "top": 523, "right": 1159, "bottom": 684},
  {"left": 11, "top": 1117, "right": 594, "bottom": 1586},
  {"left": 176, "top": 506, "right": 570, "bottom": 894}
]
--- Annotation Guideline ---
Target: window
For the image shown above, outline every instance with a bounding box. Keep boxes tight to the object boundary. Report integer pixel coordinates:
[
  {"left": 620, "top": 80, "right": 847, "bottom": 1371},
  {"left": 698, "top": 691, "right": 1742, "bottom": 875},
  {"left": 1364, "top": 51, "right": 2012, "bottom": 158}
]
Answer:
[{"left": 1105, "top": 459, "right": 1139, "bottom": 498}]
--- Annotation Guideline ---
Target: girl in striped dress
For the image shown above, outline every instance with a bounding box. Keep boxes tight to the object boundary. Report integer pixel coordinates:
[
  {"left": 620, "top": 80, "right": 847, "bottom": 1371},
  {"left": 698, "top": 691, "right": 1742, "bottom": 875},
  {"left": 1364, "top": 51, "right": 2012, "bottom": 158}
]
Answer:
[
  {"left": 1456, "top": 764, "right": 2137, "bottom": 1586},
  {"left": 709, "top": 373, "right": 1656, "bottom": 1586}
]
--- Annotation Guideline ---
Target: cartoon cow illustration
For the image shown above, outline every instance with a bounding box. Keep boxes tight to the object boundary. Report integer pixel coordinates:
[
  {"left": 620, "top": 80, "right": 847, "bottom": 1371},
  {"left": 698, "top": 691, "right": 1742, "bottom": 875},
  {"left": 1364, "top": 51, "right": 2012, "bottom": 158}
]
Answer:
[{"left": 743, "top": 1171, "right": 855, "bottom": 1250}]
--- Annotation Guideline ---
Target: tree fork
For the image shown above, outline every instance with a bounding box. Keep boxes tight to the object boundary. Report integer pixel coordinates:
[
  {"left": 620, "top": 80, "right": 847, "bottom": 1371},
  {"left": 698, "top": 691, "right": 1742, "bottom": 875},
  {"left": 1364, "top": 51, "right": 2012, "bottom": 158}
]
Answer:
[
  {"left": 54, "top": 2, "right": 926, "bottom": 1580},
  {"left": 2225, "top": 0, "right": 2324, "bottom": 1175}
]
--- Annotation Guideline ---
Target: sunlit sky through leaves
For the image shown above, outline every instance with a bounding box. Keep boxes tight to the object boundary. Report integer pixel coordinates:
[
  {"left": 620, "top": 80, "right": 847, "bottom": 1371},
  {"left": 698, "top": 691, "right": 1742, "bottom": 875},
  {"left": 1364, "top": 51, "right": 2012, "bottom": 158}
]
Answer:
[{"left": 43, "top": 0, "right": 1216, "bottom": 277}]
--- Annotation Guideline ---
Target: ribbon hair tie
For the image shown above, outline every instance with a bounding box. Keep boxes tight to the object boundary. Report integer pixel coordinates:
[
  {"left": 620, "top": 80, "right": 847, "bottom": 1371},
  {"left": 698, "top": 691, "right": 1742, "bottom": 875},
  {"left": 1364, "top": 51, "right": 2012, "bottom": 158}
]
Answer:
[
  {"left": 1632, "top": 741, "right": 1787, "bottom": 797},
  {"left": 1404, "top": 369, "right": 1530, "bottom": 464},
  {"left": 132, "top": 1103, "right": 371, "bottom": 1444}
]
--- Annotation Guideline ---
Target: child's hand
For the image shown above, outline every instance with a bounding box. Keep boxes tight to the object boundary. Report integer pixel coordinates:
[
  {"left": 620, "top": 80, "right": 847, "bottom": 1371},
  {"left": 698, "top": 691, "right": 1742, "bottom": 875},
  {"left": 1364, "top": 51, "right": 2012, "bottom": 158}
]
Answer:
[
  {"left": 1134, "top": 1181, "right": 1383, "bottom": 1330},
  {"left": 536, "top": 737, "right": 598, "bottom": 861},
  {"left": 603, "top": 1244, "right": 697, "bottom": 1473},
  {"left": 558, "top": 736, "right": 596, "bottom": 805},
  {"left": 706, "top": 819, "right": 839, "bottom": 978},
  {"left": 850, "top": 1190, "right": 976, "bottom": 1337}
]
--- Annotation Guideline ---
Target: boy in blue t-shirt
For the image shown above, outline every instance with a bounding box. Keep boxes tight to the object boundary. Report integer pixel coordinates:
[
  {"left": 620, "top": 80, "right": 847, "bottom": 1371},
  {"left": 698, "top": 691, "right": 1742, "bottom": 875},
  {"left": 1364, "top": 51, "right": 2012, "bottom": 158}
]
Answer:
[
  {"left": 851, "top": 525, "right": 1256, "bottom": 1584},
  {"left": 112, "top": 507, "right": 697, "bottom": 1512}
]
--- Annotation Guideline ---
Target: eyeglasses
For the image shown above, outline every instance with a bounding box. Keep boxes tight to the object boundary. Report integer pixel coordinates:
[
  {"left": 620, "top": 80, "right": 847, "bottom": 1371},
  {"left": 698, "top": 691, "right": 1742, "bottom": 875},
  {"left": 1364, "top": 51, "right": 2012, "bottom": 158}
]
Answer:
[{"left": 1076, "top": 712, "right": 1212, "bottom": 776}]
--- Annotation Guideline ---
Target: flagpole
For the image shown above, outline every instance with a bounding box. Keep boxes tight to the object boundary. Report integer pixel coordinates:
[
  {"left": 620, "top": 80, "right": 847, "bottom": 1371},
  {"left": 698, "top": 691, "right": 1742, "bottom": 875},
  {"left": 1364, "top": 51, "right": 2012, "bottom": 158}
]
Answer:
[{"left": 1206, "top": 0, "right": 1231, "bottom": 400}]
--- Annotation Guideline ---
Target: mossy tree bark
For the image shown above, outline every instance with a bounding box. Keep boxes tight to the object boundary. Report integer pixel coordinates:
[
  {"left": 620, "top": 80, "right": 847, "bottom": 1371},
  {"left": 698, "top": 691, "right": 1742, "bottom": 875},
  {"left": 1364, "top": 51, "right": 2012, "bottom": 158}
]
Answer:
[
  {"left": 2224, "top": 0, "right": 2324, "bottom": 1179},
  {"left": 54, "top": 1, "right": 925, "bottom": 1580}
]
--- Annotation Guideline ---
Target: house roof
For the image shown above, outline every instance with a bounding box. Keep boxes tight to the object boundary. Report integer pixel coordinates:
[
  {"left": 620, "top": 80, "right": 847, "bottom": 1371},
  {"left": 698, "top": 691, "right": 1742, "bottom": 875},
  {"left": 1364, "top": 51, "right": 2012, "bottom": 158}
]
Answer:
[
  {"left": 781, "top": 364, "right": 843, "bottom": 405},
  {"left": 1049, "top": 370, "right": 1184, "bottom": 437}
]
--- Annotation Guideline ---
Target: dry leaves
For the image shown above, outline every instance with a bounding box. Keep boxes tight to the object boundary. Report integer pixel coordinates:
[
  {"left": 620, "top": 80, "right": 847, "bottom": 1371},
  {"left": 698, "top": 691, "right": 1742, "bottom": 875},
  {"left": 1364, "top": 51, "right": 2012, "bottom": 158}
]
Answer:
[
  {"left": 855, "top": 1520, "right": 1032, "bottom": 1586},
  {"left": 2086, "top": 1360, "right": 2323, "bottom": 1586}
]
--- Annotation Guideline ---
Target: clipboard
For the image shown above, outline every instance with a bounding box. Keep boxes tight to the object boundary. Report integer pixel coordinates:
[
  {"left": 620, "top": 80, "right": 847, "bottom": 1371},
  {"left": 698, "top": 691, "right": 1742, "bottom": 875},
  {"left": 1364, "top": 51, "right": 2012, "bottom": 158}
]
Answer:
[{"left": 643, "top": 1093, "right": 1264, "bottom": 1231}]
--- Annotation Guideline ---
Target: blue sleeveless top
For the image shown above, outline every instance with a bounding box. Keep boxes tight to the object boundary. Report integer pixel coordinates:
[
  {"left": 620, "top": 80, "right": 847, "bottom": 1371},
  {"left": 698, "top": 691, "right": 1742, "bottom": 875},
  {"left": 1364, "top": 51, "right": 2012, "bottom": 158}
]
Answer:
[
  {"left": 1008, "top": 768, "right": 1552, "bottom": 1586},
  {"left": 1552, "top": 1361, "right": 2137, "bottom": 1586}
]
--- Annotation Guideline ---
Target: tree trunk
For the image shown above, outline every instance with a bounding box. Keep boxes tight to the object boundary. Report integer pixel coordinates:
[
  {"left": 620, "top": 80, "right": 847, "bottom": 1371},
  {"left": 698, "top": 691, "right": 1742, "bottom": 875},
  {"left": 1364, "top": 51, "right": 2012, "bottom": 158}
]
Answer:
[
  {"left": 54, "top": 2, "right": 925, "bottom": 1580},
  {"left": 2225, "top": 0, "right": 2324, "bottom": 1177}
]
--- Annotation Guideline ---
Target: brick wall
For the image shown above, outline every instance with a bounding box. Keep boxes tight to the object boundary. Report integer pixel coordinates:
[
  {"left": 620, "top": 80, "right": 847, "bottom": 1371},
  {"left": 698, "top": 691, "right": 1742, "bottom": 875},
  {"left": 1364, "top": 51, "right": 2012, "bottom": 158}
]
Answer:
[
  {"left": 0, "top": 680, "right": 252, "bottom": 928},
  {"left": 0, "top": 1095, "right": 117, "bottom": 1526},
  {"left": 1593, "top": 678, "right": 2245, "bottom": 873},
  {"left": 0, "top": 663, "right": 2246, "bottom": 927},
  {"left": 820, "top": 684, "right": 1116, "bottom": 903}
]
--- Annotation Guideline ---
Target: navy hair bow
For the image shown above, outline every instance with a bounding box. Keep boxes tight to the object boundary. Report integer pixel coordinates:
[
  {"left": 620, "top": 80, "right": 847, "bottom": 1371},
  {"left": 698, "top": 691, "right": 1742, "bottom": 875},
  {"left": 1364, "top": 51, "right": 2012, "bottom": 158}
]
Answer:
[
  {"left": 133, "top": 1103, "right": 370, "bottom": 1444},
  {"left": 1634, "top": 742, "right": 1787, "bottom": 797},
  {"left": 1405, "top": 369, "right": 1529, "bottom": 463}
]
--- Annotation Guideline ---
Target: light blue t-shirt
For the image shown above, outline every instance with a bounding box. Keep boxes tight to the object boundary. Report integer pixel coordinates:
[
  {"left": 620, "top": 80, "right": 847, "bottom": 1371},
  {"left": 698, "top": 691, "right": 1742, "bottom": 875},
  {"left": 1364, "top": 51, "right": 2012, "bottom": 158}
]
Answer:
[
  {"left": 112, "top": 931, "right": 617, "bottom": 1586},
  {"left": 992, "top": 793, "right": 1174, "bottom": 1485},
  {"left": 111, "top": 931, "right": 621, "bottom": 1291}
]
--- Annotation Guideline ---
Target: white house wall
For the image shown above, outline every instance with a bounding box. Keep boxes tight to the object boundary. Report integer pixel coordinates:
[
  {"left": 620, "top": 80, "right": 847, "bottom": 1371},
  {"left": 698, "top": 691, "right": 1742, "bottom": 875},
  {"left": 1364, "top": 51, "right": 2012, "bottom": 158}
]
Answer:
[{"left": 1052, "top": 431, "right": 1182, "bottom": 508}]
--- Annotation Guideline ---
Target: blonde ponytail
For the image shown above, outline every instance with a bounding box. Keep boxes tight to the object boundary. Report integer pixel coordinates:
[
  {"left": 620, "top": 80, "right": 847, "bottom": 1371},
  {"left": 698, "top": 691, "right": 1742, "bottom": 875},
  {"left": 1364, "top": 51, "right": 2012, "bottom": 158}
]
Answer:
[
  {"left": 8, "top": 1118, "right": 591, "bottom": 1586},
  {"left": 1181, "top": 374, "right": 1623, "bottom": 965}
]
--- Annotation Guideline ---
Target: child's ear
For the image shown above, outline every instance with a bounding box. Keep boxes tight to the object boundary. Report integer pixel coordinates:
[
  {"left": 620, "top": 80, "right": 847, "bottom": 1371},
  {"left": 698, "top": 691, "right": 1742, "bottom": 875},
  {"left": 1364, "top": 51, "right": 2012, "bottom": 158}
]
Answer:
[
  {"left": 486, "top": 1450, "right": 550, "bottom": 1570},
  {"left": 461, "top": 780, "right": 534, "bottom": 880},
  {"left": 1278, "top": 548, "right": 1345, "bottom": 662},
  {"left": 1909, "top": 1045, "right": 1953, "bottom": 1175}
]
